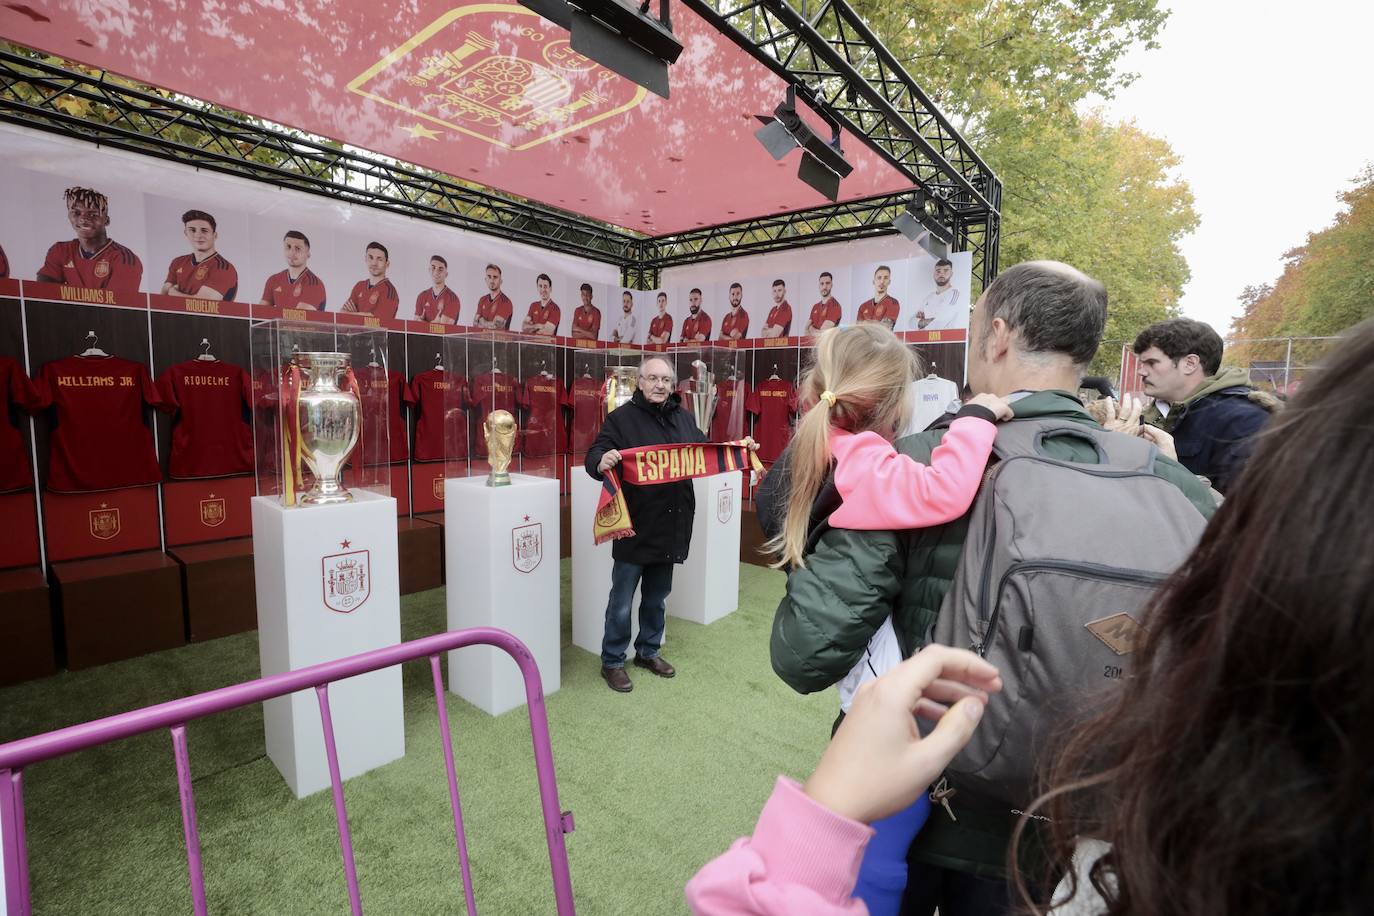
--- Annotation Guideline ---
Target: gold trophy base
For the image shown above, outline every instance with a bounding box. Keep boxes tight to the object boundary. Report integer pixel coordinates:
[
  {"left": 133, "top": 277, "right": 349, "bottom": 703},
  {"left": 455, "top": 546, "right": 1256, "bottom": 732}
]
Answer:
[{"left": 486, "top": 471, "right": 512, "bottom": 488}]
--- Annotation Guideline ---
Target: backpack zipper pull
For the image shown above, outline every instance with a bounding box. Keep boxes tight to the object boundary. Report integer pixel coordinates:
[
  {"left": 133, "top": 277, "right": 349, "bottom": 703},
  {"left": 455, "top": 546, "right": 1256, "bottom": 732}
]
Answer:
[{"left": 930, "top": 778, "right": 958, "bottom": 822}]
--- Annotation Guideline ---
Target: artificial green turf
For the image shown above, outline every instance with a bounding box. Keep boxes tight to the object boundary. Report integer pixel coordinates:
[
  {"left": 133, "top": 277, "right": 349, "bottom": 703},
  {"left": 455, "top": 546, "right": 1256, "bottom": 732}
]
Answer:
[{"left": 0, "top": 561, "right": 838, "bottom": 914}]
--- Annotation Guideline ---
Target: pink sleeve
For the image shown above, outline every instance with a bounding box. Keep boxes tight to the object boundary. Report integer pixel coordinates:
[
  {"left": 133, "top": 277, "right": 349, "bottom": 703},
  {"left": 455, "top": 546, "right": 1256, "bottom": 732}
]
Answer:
[
  {"left": 827, "top": 416, "right": 996, "bottom": 531},
  {"left": 685, "top": 777, "right": 871, "bottom": 916}
]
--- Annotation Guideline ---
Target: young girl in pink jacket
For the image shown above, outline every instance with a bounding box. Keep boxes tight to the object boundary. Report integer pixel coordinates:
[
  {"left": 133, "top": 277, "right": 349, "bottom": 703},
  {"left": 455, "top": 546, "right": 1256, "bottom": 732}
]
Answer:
[{"left": 755, "top": 323, "right": 1011, "bottom": 914}]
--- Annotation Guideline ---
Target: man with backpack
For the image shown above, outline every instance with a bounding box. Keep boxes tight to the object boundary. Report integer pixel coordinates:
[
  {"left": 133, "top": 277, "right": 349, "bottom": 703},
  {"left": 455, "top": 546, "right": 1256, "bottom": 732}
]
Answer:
[{"left": 766, "top": 261, "right": 1217, "bottom": 915}]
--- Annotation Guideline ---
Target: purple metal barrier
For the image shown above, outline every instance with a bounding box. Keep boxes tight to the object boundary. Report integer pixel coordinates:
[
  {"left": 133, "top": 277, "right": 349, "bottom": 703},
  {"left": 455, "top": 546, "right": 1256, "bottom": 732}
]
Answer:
[{"left": 0, "top": 627, "right": 575, "bottom": 916}]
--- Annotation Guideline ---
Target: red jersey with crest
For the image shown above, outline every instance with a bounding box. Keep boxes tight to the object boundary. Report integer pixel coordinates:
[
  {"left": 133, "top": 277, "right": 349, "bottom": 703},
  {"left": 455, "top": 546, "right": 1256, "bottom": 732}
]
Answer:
[
  {"left": 0, "top": 356, "right": 39, "bottom": 492},
  {"left": 857, "top": 296, "right": 901, "bottom": 326},
  {"left": 524, "top": 300, "right": 561, "bottom": 335},
  {"left": 36, "top": 354, "right": 162, "bottom": 492},
  {"left": 164, "top": 253, "right": 238, "bottom": 300},
  {"left": 356, "top": 365, "right": 413, "bottom": 463},
  {"left": 567, "top": 375, "right": 603, "bottom": 453},
  {"left": 469, "top": 370, "right": 519, "bottom": 457},
  {"left": 746, "top": 377, "right": 798, "bottom": 462},
  {"left": 681, "top": 311, "right": 711, "bottom": 341},
  {"left": 414, "top": 286, "right": 461, "bottom": 323},
  {"left": 519, "top": 374, "right": 567, "bottom": 456},
  {"left": 765, "top": 301, "right": 793, "bottom": 337},
  {"left": 155, "top": 359, "right": 253, "bottom": 478},
  {"left": 39, "top": 239, "right": 143, "bottom": 297},
  {"left": 710, "top": 378, "right": 748, "bottom": 443},
  {"left": 261, "top": 268, "right": 327, "bottom": 310},
  {"left": 571, "top": 305, "right": 602, "bottom": 339},
  {"left": 648, "top": 313, "right": 673, "bottom": 342},
  {"left": 720, "top": 308, "right": 749, "bottom": 340},
  {"left": 0, "top": 245, "right": 9, "bottom": 280},
  {"left": 809, "top": 297, "right": 842, "bottom": 331},
  {"left": 410, "top": 369, "right": 466, "bottom": 461},
  {"left": 476, "top": 292, "right": 514, "bottom": 328},
  {"left": 345, "top": 278, "right": 400, "bottom": 320}
]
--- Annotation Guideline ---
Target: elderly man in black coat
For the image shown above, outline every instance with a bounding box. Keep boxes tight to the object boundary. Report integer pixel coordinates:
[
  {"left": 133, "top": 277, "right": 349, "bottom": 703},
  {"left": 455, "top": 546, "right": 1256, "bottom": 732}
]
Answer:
[{"left": 585, "top": 356, "right": 749, "bottom": 692}]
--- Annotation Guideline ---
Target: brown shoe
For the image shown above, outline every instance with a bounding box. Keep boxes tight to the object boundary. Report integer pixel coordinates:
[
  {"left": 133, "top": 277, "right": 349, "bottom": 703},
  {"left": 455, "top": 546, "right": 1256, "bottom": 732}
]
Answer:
[
  {"left": 601, "top": 666, "right": 633, "bottom": 693},
  {"left": 633, "top": 655, "right": 676, "bottom": 678}
]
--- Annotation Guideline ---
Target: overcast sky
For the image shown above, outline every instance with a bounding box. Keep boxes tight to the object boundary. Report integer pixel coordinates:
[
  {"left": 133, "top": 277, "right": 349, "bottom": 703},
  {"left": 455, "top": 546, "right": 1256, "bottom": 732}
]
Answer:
[{"left": 1091, "top": 1, "right": 1374, "bottom": 337}]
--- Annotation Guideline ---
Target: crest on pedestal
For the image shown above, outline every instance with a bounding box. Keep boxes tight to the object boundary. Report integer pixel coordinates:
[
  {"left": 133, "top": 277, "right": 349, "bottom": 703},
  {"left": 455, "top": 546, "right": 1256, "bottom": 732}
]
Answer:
[
  {"left": 323, "top": 547, "right": 371, "bottom": 613},
  {"left": 512, "top": 521, "right": 542, "bottom": 573}
]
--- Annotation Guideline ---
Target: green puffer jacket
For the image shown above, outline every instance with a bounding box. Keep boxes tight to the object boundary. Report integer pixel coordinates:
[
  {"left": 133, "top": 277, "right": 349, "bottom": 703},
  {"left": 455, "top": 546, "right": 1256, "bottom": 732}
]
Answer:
[{"left": 769, "top": 390, "right": 1217, "bottom": 878}]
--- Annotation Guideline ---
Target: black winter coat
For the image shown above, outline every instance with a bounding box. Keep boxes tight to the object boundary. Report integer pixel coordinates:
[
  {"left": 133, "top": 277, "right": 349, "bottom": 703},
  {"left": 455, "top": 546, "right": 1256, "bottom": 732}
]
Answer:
[
  {"left": 1170, "top": 388, "right": 1272, "bottom": 495},
  {"left": 585, "top": 388, "right": 706, "bottom": 565}
]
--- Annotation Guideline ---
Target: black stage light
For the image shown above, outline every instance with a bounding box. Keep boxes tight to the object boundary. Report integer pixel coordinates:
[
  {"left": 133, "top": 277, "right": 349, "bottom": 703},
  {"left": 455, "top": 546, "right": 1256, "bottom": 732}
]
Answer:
[
  {"left": 892, "top": 189, "right": 951, "bottom": 256},
  {"left": 520, "top": 0, "right": 683, "bottom": 99},
  {"left": 752, "top": 86, "right": 853, "bottom": 202}
]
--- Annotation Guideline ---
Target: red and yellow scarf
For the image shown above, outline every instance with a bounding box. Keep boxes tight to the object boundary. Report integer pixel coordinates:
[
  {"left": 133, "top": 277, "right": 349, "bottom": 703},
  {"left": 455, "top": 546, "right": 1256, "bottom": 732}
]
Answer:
[{"left": 594, "top": 440, "right": 763, "bottom": 544}]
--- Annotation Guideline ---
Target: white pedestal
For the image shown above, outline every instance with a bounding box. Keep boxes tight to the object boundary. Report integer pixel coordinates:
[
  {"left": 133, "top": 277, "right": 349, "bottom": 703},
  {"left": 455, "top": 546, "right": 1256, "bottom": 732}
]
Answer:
[
  {"left": 666, "top": 472, "right": 743, "bottom": 624},
  {"left": 445, "top": 474, "right": 560, "bottom": 715},
  {"left": 251, "top": 491, "right": 404, "bottom": 799},
  {"left": 571, "top": 467, "right": 641, "bottom": 657}
]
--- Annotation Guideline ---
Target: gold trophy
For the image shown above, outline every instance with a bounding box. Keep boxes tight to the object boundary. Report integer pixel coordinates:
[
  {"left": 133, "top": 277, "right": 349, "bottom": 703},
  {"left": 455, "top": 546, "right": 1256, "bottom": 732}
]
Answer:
[
  {"left": 604, "top": 364, "right": 639, "bottom": 419},
  {"left": 484, "top": 409, "right": 516, "bottom": 487}
]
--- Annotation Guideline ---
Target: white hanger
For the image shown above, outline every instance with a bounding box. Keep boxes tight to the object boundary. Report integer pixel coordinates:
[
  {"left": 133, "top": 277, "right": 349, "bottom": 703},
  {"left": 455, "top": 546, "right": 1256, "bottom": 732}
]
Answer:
[
  {"left": 581, "top": 363, "right": 592, "bottom": 378},
  {"left": 79, "top": 330, "right": 109, "bottom": 358},
  {"left": 492, "top": 360, "right": 502, "bottom": 375},
  {"left": 367, "top": 345, "right": 381, "bottom": 369},
  {"left": 539, "top": 360, "right": 552, "bottom": 378},
  {"left": 434, "top": 351, "right": 444, "bottom": 371},
  {"left": 768, "top": 363, "right": 780, "bottom": 380},
  {"left": 926, "top": 363, "right": 939, "bottom": 380},
  {"left": 196, "top": 338, "right": 217, "bottom": 361}
]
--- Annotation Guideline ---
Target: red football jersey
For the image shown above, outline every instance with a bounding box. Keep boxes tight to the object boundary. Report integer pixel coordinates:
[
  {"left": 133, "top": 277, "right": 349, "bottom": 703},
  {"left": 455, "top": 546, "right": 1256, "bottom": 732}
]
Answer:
[
  {"left": 39, "top": 239, "right": 143, "bottom": 297},
  {"left": 261, "top": 268, "right": 327, "bottom": 310},
  {"left": 36, "top": 354, "right": 162, "bottom": 492},
  {"left": 681, "top": 312, "right": 711, "bottom": 341},
  {"left": 857, "top": 296, "right": 901, "bottom": 326},
  {"left": 345, "top": 278, "right": 400, "bottom": 320},
  {"left": 524, "top": 300, "right": 561, "bottom": 335},
  {"left": 410, "top": 369, "right": 467, "bottom": 461},
  {"left": 476, "top": 292, "right": 514, "bottom": 329},
  {"left": 648, "top": 313, "right": 673, "bottom": 341},
  {"left": 469, "top": 371, "right": 518, "bottom": 457},
  {"left": 519, "top": 374, "right": 567, "bottom": 456},
  {"left": 571, "top": 305, "right": 602, "bottom": 339},
  {"left": 0, "top": 356, "right": 40, "bottom": 492},
  {"left": 0, "top": 244, "right": 9, "bottom": 279},
  {"left": 164, "top": 253, "right": 239, "bottom": 300},
  {"left": 720, "top": 308, "right": 749, "bottom": 340},
  {"left": 745, "top": 377, "right": 798, "bottom": 462},
  {"left": 710, "top": 378, "right": 748, "bottom": 442},
  {"left": 765, "top": 301, "right": 793, "bottom": 336},
  {"left": 414, "top": 286, "right": 461, "bottom": 323},
  {"left": 355, "top": 365, "right": 412, "bottom": 463},
  {"left": 808, "top": 298, "right": 842, "bottom": 331},
  {"left": 568, "top": 375, "right": 603, "bottom": 453},
  {"left": 155, "top": 359, "right": 253, "bottom": 479}
]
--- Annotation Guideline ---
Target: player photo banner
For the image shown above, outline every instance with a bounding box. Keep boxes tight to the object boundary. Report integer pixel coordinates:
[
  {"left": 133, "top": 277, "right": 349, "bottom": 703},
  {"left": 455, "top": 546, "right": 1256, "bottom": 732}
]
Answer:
[{"left": 593, "top": 441, "right": 763, "bottom": 544}]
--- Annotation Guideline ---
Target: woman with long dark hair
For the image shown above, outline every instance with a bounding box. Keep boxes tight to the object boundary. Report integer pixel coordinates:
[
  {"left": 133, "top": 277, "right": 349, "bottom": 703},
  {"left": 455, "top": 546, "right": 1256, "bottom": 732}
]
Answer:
[{"left": 1017, "top": 318, "right": 1374, "bottom": 915}]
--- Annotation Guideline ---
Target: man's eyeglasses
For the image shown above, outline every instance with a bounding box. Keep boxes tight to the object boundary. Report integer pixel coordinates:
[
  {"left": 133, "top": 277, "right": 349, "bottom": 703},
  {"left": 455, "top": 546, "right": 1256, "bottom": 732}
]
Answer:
[{"left": 641, "top": 374, "right": 673, "bottom": 386}]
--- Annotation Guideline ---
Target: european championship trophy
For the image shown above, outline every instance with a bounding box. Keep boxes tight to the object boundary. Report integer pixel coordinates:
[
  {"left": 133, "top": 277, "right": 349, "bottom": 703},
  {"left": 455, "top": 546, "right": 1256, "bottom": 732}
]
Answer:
[
  {"left": 290, "top": 351, "right": 360, "bottom": 506},
  {"left": 484, "top": 409, "right": 516, "bottom": 487},
  {"left": 687, "top": 359, "right": 718, "bottom": 436}
]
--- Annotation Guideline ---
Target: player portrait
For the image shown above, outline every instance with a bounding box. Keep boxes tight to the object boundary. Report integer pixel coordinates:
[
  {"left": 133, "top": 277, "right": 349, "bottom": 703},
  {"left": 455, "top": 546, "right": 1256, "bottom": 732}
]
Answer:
[
  {"left": 913, "top": 258, "right": 962, "bottom": 330},
  {"left": 681, "top": 287, "right": 711, "bottom": 341},
  {"left": 162, "top": 209, "right": 238, "bottom": 301},
  {"left": 415, "top": 254, "right": 461, "bottom": 323},
  {"left": 521, "top": 272, "right": 560, "bottom": 335},
  {"left": 805, "top": 270, "right": 842, "bottom": 337},
  {"left": 761, "top": 278, "right": 792, "bottom": 338},
  {"left": 259, "top": 230, "right": 327, "bottom": 310},
  {"left": 341, "top": 241, "right": 400, "bottom": 319},
  {"left": 720, "top": 281, "right": 749, "bottom": 340},
  {"left": 570, "top": 282, "right": 601, "bottom": 341},
  {"left": 647, "top": 291, "right": 673, "bottom": 344},
  {"left": 856, "top": 264, "right": 900, "bottom": 329},
  {"left": 474, "top": 263, "right": 513, "bottom": 329},
  {"left": 611, "top": 290, "right": 638, "bottom": 344},
  {"left": 37, "top": 186, "right": 144, "bottom": 296},
  {"left": 0, "top": 243, "right": 8, "bottom": 280}
]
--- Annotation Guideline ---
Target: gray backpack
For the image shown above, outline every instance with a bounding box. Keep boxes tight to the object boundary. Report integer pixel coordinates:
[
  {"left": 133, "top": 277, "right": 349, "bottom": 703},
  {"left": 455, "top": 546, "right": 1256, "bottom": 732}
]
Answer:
[{"left": 928, "top": 418, "right": 1207, "bottom": 811}]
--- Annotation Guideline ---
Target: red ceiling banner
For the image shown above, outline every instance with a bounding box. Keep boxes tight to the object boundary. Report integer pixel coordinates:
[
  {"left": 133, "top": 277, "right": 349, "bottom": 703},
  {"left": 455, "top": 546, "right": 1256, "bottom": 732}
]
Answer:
[{"left": 1, "top": 0, "right": 912, "bottom": 234}]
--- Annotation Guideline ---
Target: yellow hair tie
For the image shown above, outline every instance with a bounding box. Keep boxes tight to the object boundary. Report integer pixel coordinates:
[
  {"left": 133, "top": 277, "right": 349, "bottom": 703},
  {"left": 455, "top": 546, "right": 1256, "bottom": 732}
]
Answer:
[{"left": 819, "top": 390, "right": 837, "bottom": 407}]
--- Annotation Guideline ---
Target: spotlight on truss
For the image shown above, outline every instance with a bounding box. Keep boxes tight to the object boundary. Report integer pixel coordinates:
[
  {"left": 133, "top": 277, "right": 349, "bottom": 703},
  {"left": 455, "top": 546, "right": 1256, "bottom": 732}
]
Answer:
[
  {"left": 753, "top": 86, "right": 853, "bottom": 202},
  {"left": 892, "top": 189, "right": 952, "bottom": 257},
  {"left": 520, "top": 0, "right": 682, "bottom": 98}
]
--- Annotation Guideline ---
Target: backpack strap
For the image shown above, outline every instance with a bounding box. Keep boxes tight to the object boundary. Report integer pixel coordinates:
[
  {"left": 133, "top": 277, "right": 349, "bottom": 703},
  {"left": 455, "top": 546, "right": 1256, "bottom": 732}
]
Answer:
[{"left": 991, "top": 417, "right": 1157, "bottom": 473}]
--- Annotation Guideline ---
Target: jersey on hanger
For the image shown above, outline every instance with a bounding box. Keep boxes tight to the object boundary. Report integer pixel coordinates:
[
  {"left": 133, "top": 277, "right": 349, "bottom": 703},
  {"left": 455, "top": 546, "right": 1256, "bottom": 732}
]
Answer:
[
  {"left": 410, "top": 369, "right": 467, "bottom": 461},
  {"left": 568, "top": 375, "right": 603, "bottom": 453},
  {"left": 711, "top": 378, "right": 748, "bottom": 442},
  {"left": 156, "top": 359, "right": 254, "bottom": 478},
  {"left": 519, "top": 375, "right": 567, "bottom": 456},
  {"left": 0, "top": 356, "right": 40, "bottom": 492},
  {"left": 36, "top": 354, "right": 162, "bottom": 492},
  {"left": 356, "top": 365, "right": 413, "bottom": 463},
  {"left": 746, "top": 377, "right": 798, "bottom": 463},
  {"left": 905, "top": 375, "right": 961, "bottom": 436}
]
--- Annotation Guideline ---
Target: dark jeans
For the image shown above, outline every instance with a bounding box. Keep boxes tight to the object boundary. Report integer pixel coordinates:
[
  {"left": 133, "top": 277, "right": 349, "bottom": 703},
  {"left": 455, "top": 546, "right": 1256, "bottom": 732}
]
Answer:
[
  {"left": 600, "top": 560, "right": 672, "bottom": 667},
  {"left": 899, "top": 861, "right": 1014, "bottom": 916}
]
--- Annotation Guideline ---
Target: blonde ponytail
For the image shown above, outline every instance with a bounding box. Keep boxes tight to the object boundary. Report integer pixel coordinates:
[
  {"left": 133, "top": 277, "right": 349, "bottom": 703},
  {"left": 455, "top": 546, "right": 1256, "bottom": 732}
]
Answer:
[{"left": 764, "top": 324, "right": 919, "bottom": 568}]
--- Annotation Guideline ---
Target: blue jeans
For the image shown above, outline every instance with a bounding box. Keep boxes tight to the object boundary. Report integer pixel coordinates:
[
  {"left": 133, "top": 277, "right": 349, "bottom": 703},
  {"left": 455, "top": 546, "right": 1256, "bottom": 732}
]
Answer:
[{"left": 600, "top": 560, "right": 672, "bottom": 667}]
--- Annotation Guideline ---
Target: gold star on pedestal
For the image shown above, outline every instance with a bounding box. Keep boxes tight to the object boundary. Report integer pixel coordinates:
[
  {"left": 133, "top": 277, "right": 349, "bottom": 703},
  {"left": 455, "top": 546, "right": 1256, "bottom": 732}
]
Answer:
[{"left": 402, "top": 123, "right": 441, "bottom": 141}]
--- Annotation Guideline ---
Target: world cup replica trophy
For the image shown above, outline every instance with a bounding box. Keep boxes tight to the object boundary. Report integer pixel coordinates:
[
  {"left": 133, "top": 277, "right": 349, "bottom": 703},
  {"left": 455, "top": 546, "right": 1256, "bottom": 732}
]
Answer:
[
  {"left": 687, "top": 359, "right": 718, "bottom": 436},
  {"left": 289, "top": 352, "right": 360, "bottom": 506},
  {"left": 484, "top": 409, "right": 516, "bottom": 487},
  {"left": 603, "top": 364, "right": 639, "bottom": 419}
]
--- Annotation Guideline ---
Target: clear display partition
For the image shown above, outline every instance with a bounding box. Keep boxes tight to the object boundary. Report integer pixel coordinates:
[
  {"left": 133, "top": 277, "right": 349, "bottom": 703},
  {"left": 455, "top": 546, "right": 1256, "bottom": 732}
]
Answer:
[
  {"left": 514, "top": 335, "right": 560, "bottom": 479},
  {"left": 568, "top": 346, "right": 610, "bottom": 458},
  {"left": 747, "top": 339, "right": 803, "bottom": 465},
  {"left": 251, "top": 319, "right": 391, "bottom": 505}
]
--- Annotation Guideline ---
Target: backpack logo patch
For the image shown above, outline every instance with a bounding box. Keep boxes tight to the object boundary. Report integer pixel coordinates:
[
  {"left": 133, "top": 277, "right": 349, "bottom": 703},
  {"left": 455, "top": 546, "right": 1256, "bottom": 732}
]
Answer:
[{"left": 1085, "top": 613, "right": 1146, "bottom": 656}]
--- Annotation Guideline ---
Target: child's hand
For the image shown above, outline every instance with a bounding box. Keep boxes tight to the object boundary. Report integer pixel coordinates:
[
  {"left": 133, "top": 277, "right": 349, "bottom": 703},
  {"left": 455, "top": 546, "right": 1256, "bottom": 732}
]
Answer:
[{"left": 966, "top": 393, "right": 1013, "bottom": 421}]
